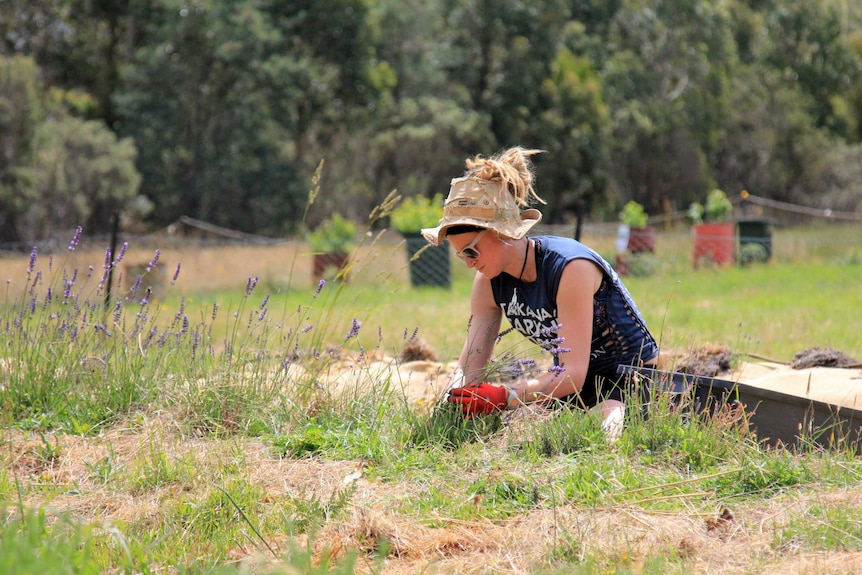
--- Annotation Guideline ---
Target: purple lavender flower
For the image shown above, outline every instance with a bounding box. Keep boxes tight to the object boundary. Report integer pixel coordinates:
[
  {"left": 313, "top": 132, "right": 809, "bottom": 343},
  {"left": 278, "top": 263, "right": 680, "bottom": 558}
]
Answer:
[
  {"left": 314, "top": 279, "right": 325, "bottom": 297},
  {"left": 27, "top": 247, "right": 38, "bottom": 274},
  {"left": 548, "top": 364, "right": 567, "bottom": 376},
  {"left": 128, "top": 275, "right": 142, "bottom": 299},
  {"left": 116, "top": 242, "right": 128, "bottom": 265},
  {"left": 344, "top": 318, "right": 361, "bottom": 342},
  {"left": 99, "top": 249, "right": 112, "bottom": 288},
  {"left": 245, "top": 276, "right": 259, "bottom": 297},
  {"left": 541, "top": 323, "right": 562, "bottom": 336},
  {"left": 68, "top": 226, "right": 82, "bottom": 251},
  {"left": 145, "top": 249, "right": 161, "bottom": 273},
  {"left": 171, "top": 263, "right": 181, "bottom": 285},
  {"left": 28, "top": 270, "right": 43, "bottom": 297},
  {"left": 192, "top": 329, "right": 200, "bottom": 356},
  {"left": 211, "top": 302, "right": 219, "bottom": 321}
]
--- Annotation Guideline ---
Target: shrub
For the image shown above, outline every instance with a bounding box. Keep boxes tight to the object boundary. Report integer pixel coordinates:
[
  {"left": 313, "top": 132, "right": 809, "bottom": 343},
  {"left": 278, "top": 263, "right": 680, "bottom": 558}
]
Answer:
[
  {"left": 307, "top": 213, "right": 356, "bottom": 253},
  {"left": 390, "top": 194, "right": 443, "bottom": 234},
  {"left": 619, "top": 201, "right": 649, "bottom": 228},
  {"left": 689, "top": 189, "right": 733, "bottom": 224}
]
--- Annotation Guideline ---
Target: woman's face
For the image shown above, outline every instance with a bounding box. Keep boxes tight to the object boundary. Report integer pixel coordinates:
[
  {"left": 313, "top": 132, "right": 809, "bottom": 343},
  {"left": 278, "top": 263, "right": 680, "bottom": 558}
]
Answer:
[{"left": 449, "top": 230, "right": 503, "bottom": 277}]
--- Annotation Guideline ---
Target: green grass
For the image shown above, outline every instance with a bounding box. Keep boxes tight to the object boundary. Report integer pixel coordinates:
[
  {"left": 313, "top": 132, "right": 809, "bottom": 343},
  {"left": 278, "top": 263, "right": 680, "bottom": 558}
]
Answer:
[
  {"left": 626, "top": 261, "right": 862, "bottom": 361},
  {"left": 1, "top": 221, "right": 861, "bottom": 574}
]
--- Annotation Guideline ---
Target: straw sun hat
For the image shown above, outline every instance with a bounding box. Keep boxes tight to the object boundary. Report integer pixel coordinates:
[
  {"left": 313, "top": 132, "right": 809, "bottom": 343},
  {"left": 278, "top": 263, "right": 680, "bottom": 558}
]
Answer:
[{"left": 421, "top": 176, "right": 543, "bottom": 246}]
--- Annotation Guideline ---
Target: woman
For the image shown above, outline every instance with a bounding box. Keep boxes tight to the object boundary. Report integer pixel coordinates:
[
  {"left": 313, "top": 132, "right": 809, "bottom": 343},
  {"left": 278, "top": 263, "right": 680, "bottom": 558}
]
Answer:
[{"left": 421, "top": 147, "right": 658, "bottom": 431}]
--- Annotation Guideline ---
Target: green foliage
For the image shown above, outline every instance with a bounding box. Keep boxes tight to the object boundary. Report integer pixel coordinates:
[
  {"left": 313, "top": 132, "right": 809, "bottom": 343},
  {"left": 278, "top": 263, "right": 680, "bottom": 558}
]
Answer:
[
  {"left": 280, "top": 484, "right": 356, "bottom": 533},
  {"left": 124, "top": 439, "right": 200, "bottom": 494},
  {"left": 739, "top": 242, "right": 769, "bottom": 266},
  {"left": 389, "top": 194, "right": 444, "bottom": 234},
  {"left": 623, "top": 253, "right": 657, "bottom": 277},
  {"left": 688, "top": 188, "right": 733, "bottom": 223},
  {"left": 306, "top": 213, "right": 356, "bottom": 253},
  {"left": 2, "top": 217, "right": 862, "bottom": 571},
  {"left": 408, "top": 402, "right": 504, "bottom": 449},
  {"left": 618, "top": 200, "right": 649, "bottom": 228},
  {"left": 0, "top": 56, "right": 145, "bottom": 242},
  {"left": 778, "top": 503, "right": 862, "bottom": 552},
  {"left": 4, "top": 0, "right": 862, "bottom": 235},
  {"left": 0, "top": 504, "right": 126, "bottom": 575},
  {"left": 518, "top": 407, "right": 607, "bottom": 458}
]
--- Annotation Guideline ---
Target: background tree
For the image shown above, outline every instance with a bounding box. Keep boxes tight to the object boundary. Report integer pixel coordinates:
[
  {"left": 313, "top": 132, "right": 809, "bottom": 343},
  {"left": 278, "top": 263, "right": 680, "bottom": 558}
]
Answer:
[
  {"left": 2, "top": 0, "right": 862, "bottom": 242},
  {"left": 601, "top": 0, "right": 737, "bottom": 214},
  {"left": 0, "top": 56, "right": 43, "bottom": 245},
  {"left": 22, "top": 115, "right": 143, "bottom": 240}
]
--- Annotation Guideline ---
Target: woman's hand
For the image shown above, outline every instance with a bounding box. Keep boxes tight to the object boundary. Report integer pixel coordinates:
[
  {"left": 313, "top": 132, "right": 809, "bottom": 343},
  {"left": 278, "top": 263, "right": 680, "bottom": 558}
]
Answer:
[{"left": 448, "top": 383, "right": 517, "bottom": 416}]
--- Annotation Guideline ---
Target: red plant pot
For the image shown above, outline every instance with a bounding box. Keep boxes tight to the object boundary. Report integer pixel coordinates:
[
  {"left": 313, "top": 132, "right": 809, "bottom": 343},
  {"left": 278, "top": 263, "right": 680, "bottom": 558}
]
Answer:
[
  {"left": 627, "top": 226, "right": 657, "bottom": 254},
  {"left": 313, "top": 252, "right": 349, "bottom": 281},
  {"left": 692, "top": 222, "right": 735, "bottom": 267}
]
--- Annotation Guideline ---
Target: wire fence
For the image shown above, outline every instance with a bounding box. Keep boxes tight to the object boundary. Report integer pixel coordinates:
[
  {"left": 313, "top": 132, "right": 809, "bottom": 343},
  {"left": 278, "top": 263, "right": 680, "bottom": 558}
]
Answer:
[{"left": 1, "top": 194, "right": 859, "bottom": 300}]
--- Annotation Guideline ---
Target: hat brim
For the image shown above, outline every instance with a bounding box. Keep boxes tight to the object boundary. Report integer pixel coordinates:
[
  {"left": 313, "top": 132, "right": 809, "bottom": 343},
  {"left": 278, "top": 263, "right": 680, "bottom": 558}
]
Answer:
[{"left": 421, "top": 209, "right": 542, "bottom": 246}]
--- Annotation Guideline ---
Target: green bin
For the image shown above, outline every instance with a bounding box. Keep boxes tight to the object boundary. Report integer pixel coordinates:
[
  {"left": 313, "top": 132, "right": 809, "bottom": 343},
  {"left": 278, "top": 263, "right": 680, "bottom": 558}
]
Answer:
[
  {"left": 405, "top": 234, "right": 451, "bottom": 288},
  {"left": 737, "top": 217, "right": 773, "bottom": 264}
]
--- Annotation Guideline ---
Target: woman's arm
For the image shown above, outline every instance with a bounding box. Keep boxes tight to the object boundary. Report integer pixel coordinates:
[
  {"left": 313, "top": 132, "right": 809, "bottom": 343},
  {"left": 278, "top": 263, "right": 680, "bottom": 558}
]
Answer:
[
  {"left": 454, "top": 272, "right": 502, "bottom": 387},
  {"left": 511, "top": 259, "right": 602, "bottom": 403}
]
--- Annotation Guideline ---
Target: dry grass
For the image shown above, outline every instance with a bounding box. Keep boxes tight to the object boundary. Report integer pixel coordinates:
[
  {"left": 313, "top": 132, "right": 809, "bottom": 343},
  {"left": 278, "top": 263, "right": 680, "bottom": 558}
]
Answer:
[
  {"left": 5, "top": 408, "right": 862, "bottom": 575},
  {"left": 3, "top": 226, "right": 862, "bottom": 573}
]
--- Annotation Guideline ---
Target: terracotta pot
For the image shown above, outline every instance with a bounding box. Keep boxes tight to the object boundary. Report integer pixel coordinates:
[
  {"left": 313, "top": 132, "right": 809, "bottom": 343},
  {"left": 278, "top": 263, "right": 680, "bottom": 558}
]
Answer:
[
  {"left": 627, "top": 226, "right": 657, "bottom": 254},
  {"left": 312, "top": 252, "right": 349, "bottom": 281},
  {"left": 692, "top": 222, "right": 735, "bottom": 267}
]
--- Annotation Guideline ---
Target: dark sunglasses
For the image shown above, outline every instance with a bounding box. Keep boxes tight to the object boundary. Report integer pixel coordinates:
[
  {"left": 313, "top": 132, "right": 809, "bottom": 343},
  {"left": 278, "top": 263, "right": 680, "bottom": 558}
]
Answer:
[{"left": 454, "top": 230, "right": 487, "bottom": 260}]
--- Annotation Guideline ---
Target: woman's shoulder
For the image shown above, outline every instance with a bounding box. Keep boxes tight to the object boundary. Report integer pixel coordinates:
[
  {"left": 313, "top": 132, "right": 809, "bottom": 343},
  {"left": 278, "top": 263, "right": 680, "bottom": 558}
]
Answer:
[{"left": 535, "top": 235, "right": 595, "bottom": 260}]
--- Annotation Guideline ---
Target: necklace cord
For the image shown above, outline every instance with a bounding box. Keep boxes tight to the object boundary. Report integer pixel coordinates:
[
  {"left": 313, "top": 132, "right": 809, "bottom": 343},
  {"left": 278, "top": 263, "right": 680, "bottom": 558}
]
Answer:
[{"left": 517, "top": 238, "right": 530, "bottom": 281}]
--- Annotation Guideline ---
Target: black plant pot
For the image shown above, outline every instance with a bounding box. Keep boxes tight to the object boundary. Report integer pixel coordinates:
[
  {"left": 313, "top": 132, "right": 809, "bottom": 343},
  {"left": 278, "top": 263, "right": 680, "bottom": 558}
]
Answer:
[{"left": 404, "top": 234, "right": 451, "bottom": 288}]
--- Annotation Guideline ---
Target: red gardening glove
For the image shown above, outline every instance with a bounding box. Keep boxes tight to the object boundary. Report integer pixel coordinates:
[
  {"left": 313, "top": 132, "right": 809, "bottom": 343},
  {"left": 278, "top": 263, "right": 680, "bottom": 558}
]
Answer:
[{"left": 448, "top": 383, "right": 511, "bottom": 416}]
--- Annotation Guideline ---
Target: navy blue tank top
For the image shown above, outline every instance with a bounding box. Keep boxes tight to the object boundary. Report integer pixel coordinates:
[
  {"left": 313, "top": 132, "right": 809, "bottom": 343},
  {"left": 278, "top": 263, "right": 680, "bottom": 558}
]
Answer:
[{"left": 490, "top": 236, "right": 658, "bottom": 377}]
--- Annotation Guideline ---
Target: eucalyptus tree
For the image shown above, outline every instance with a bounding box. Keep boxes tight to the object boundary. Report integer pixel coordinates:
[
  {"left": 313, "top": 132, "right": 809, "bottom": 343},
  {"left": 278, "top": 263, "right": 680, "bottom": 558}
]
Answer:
[
  {"left": 0, "top": 56, "right": 143, "bottom": 245},
  {"left": 763, "top": 0, "right": 862, "bottom": 139},
  {"left": 116, "top": 0, "right": 375, "bottom": 234},
  {"left": 0, "top": 56, "right": 43, "bottom": 245},
  {"left": 601, "top": 0, "right": 738, "bottom": 214},
  {"left": 24, "top": 115, "right": 143, "bottom": 241},
  {"left": 426, "top": 0, "right": 618, "bottom": 223}
]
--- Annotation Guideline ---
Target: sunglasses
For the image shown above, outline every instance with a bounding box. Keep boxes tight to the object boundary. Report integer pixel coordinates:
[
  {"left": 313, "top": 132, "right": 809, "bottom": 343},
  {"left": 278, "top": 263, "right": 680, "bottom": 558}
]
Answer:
[{"left": 454, "top": 230, "right": 488, "bottom": 260}]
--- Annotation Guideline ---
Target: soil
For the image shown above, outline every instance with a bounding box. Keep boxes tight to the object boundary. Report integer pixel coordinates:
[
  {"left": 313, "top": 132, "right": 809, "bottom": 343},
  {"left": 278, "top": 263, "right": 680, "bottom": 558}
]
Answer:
[{"left": 791, "top": 347, "right": 861, "bottom": 369}]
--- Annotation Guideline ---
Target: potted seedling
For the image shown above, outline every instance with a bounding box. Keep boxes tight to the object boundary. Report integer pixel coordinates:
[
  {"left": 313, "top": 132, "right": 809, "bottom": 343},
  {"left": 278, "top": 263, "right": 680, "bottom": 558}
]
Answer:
[
  {"left": 390, "top": 193, "right": 451, "bottom": 288},
  {"left": 618, "top": 200, "right": 656, "bottom": 254},
  {"left": 307, "top": 212, "right": 356, "bottom": 282},
  {"left": 690, "top": 188, "right": 735, "bottom": 267}
]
